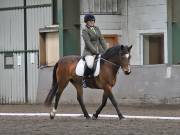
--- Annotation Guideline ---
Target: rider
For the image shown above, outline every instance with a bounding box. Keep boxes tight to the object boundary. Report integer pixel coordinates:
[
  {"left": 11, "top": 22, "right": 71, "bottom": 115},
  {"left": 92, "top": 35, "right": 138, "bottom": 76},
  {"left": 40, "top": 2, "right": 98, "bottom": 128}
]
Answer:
[{"left": 82, "top": 14, "right": 108, "bottom": 87}]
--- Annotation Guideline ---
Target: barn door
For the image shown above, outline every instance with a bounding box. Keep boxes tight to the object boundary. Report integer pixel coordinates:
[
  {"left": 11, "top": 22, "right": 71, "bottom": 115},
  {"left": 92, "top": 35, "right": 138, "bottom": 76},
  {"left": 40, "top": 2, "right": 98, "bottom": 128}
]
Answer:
[
  {"left": 26, "top": 0, "right": 52, "bottom": 103},
  {"left": 0, "top": 0, "right": 52, "bottom": 104},
  {"left": 172, "top": 0, "right": 180, "bottom": 64},
  {"left": 0, "top": 0, "right": 25, "bottom": 104}
]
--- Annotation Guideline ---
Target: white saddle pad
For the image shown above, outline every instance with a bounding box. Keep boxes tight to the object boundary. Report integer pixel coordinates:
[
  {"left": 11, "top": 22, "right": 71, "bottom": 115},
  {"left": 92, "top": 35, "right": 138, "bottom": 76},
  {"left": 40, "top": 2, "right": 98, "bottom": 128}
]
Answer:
[
  {"left": 75, "top": 55, "right": 101, "bottom": 77},
  {"left": 75, "top": 59, "right": 85, "bottom": 76}
]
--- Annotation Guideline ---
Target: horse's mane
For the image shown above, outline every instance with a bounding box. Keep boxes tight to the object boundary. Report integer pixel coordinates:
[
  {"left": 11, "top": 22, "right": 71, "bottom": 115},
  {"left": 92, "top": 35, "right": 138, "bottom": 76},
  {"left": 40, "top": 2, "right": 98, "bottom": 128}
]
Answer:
[{"left": 102, "top": 45, "right": 128, "bottom": 59}]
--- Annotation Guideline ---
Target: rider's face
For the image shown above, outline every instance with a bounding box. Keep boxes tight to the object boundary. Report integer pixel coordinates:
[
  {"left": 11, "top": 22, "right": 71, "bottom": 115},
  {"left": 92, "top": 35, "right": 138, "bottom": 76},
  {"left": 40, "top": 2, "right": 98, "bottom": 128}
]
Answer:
[{"left": 87, "top": 20, "right": 95, "bottom": 27}]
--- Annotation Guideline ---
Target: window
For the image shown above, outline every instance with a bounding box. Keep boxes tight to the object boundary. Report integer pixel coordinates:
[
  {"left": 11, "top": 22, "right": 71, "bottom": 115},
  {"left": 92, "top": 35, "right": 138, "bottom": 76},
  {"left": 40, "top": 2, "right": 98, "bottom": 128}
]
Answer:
[
  {"left": 4, "top": 53, "right": 14, "bottom": 69},
  {"left": 39, "top": 26, "right": 59, "bottom": 67},
  {"left": 80, "top": 0, "right": 121, "bottom": 14}
]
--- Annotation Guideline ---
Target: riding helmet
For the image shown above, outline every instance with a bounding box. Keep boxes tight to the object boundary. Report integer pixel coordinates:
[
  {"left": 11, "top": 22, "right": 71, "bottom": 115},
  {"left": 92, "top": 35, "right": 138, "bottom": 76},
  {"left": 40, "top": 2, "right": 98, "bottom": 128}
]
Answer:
[{"left": 84, "top": 14, "right": 95, "bottom": 23}]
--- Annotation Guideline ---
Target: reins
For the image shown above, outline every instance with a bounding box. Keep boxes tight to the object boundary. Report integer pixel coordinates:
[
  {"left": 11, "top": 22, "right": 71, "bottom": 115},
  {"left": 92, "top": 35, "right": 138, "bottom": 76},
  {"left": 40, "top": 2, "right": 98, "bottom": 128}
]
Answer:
[{"left": 100, "top": 57, "right": 120, "bottom": 68}]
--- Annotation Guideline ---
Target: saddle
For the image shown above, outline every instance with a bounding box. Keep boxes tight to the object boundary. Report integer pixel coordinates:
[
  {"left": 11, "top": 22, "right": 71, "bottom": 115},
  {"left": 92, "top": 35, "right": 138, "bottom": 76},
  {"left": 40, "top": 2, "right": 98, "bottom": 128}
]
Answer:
[{"left": 75, "top": 54, "right": 101, "bottom": 77}]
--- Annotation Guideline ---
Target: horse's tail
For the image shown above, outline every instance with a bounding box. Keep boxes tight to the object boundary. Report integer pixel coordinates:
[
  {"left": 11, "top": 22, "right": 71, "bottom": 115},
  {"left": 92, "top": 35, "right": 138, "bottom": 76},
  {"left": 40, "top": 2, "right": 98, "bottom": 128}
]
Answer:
[{"left": 44, "top": 62, "right": 59, "bottom": 107}]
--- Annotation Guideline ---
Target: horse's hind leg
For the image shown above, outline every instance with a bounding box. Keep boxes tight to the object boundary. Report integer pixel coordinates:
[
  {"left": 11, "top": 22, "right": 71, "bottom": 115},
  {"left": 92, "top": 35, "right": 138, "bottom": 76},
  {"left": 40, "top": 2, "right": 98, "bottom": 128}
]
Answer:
[
  {"left": 49, "top": 88, "right": 63, "bottom": 119},
  {"left": 71, "top": 81, "right": 90, "bottom": 119},
  {"left": 50, "top": 79, "right": 69, "bottom": 119},
  {"left": 92, "top": 92, "right": 108, "bottom": 119}
]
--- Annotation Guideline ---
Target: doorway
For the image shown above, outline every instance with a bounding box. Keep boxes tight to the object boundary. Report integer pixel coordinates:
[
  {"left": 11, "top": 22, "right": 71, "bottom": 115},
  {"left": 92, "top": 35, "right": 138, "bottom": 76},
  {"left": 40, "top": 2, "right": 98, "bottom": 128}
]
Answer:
[
  {"left": 143, "top": 34, "right": 164, "bottom": 64},
  {"left": 103, "top": 34, "right": 119, "bottom": 48}
]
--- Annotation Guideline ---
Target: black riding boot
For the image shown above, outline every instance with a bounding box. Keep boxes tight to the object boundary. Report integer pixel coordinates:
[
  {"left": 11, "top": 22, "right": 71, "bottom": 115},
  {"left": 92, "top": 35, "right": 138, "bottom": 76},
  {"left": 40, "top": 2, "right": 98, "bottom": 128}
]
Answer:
[{"left": 82, "top": 63, "right": 94, "bottom": 88}]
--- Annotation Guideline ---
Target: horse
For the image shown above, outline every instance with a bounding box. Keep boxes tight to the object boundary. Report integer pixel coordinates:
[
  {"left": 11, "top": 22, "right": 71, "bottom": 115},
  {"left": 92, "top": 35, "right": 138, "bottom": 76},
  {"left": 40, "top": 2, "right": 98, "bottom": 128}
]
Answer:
[{"left": 44, "top": 45, "right": 132, "bottom": 120}]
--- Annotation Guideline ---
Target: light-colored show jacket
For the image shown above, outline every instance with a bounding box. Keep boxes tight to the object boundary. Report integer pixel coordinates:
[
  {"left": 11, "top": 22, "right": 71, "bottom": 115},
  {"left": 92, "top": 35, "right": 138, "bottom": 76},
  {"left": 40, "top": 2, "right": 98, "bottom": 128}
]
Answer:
[{"left": 82, "top": 26, "right": 107, "bottom": 56}]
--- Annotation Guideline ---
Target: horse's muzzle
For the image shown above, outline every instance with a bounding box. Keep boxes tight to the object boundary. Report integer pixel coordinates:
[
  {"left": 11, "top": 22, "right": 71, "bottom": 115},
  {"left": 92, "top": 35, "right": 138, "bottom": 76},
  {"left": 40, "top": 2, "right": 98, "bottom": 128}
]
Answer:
[
  {"left": 123, "top": 65, "right": 131, "bottom": 75},
  {"left": 122, "top": 65, "right": 131, "bottom": 75},
  {"left": 124, "top": 70, "right": 131, "bottom": 75}
]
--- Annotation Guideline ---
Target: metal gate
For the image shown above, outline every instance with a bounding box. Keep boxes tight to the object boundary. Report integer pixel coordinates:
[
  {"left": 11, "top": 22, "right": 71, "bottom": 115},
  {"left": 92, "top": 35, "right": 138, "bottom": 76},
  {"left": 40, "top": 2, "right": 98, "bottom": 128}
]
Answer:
[{"left": 0, "top": 0, "right": 52, "bottom": 104}]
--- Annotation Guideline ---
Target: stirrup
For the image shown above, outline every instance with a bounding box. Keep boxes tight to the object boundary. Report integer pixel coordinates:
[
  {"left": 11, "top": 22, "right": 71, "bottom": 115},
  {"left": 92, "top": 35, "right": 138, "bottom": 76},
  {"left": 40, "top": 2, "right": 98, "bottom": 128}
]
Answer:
[{"left": 82, "top": 79, "right": 87, "bottom": 88}]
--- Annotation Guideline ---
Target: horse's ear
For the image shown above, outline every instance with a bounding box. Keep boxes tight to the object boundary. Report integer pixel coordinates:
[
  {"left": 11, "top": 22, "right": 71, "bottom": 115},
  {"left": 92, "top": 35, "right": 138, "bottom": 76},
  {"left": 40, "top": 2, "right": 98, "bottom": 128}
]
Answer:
[{"left": 128, "top": 45, "right": 133, "bottom": 52}]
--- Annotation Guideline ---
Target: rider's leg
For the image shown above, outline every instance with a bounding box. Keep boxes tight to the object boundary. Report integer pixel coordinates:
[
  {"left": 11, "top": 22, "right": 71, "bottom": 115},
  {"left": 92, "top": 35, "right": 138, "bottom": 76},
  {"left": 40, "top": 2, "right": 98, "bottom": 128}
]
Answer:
[{"left": 84, "top": 55, "right": 95, "bottom": 69}]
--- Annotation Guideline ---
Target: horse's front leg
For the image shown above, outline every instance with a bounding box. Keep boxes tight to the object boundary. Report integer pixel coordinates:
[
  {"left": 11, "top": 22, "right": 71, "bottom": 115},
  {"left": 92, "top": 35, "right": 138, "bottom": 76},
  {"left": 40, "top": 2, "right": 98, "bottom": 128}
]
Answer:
[
  {"left": 108, "top": 91, "right": 124, "bottom": 120},
  {"left": 92, "top": 92, "right": 108, "bottom": 119},
  {"left": 104, "top": 86, "right": 124, "bottom": 120}
]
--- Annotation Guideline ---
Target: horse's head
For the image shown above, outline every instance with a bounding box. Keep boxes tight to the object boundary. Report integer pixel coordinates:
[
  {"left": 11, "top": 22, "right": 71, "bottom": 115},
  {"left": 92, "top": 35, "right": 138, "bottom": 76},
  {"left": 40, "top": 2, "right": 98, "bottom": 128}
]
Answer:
[
  {"left": 119, "top": 45, "right": 132, "bottom": 75},
  {"left": 102, "top": 45, "right": 132, "bottom": 75}
]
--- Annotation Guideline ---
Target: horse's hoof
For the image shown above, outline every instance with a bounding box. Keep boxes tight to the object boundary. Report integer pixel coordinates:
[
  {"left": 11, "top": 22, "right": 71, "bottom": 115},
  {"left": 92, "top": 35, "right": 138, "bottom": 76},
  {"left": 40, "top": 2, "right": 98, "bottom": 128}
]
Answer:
[
  {"left": 119, "top": 115, "right": 125, "bottom": 120},
  {"left": 50, "top": 115, "right": 54, "bottom": 119},
  {"left": 92, "top": 114, "right": 98, "bottom": 120},
  {"left": 50, "top": 112, "right": 55, "bottom": 119},
  {"left": 85, "top": 115, "right": 91, "bottom": 120}
]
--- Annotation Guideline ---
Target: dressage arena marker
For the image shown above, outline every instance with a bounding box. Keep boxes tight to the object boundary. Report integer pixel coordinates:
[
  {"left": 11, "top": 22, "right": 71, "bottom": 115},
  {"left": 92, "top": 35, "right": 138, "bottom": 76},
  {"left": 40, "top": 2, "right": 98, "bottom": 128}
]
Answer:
[{"left": 0, "top": 113, "right": 180, "bottom": 120}]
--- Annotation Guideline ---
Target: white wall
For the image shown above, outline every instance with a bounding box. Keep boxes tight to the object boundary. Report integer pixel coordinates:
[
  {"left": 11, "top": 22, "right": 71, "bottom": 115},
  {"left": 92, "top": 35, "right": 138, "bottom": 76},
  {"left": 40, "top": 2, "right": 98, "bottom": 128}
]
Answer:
[
  {"left": 80, "top": 0, "right": 168, "bottom": 65},
  {"left": 37, "top": 65, "right": 180, "bottom": 105},
  {"left": 127, "top": 0, "right": 168, "bottom": 65}
]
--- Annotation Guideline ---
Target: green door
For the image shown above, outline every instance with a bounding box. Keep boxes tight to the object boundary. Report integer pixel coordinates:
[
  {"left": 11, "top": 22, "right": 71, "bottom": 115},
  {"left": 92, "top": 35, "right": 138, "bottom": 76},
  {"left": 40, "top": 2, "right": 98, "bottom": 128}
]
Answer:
[
  {"left": 63, "top": 0, "right": 80, "bottom": 56},
  {"left": 172, "top": 0, "right": 180, "bottom": 64},
  {"left": 172, "top": 23, "right": 180, "bottom": 64}
]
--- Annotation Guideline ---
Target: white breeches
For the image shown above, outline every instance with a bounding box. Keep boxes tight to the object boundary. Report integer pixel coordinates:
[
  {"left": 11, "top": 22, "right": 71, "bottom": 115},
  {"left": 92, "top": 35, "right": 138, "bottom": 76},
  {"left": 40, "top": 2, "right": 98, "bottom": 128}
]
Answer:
[{"left": 85, "top": 55, "right": 95, "bottom": 69}]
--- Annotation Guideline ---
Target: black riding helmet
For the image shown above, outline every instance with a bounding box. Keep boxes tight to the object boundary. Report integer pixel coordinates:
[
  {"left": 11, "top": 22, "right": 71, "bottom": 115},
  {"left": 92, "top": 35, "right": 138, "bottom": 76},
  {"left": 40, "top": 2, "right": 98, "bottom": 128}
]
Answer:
[{"left": 84, "top": 14, "right": 95, "bottom": 23}]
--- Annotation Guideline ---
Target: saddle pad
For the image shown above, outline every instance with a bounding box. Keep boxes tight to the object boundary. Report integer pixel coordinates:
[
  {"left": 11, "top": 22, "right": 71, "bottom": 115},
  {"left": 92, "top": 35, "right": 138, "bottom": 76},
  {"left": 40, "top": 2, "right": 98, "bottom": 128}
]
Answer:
[
  {"left": 75, "top": 59, "right": 85, "bottom": 76},
  {"left": 93, "top": 55, "right": 101, "bottom": 77},
  {"left": 75, "top": 55, "right": 101, "bottom": 77}
]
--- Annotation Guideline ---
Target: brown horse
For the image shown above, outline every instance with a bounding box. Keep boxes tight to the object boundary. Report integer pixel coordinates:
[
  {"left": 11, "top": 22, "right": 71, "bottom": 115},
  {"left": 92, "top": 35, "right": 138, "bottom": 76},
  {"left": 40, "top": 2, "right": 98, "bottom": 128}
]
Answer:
[{"left": 44, "top": 45, "right": 132, "bottom": 120}]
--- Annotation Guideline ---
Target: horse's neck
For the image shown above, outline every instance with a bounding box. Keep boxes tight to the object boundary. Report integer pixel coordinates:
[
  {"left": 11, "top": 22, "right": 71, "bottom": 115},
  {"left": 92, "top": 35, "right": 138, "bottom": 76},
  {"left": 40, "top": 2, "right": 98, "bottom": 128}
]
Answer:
[
  {"left": 101, "top": 57, "right": 120, "bottom": 76},
  {"left": 105, "top": 56, "right": 120, "bottom": 66}
]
